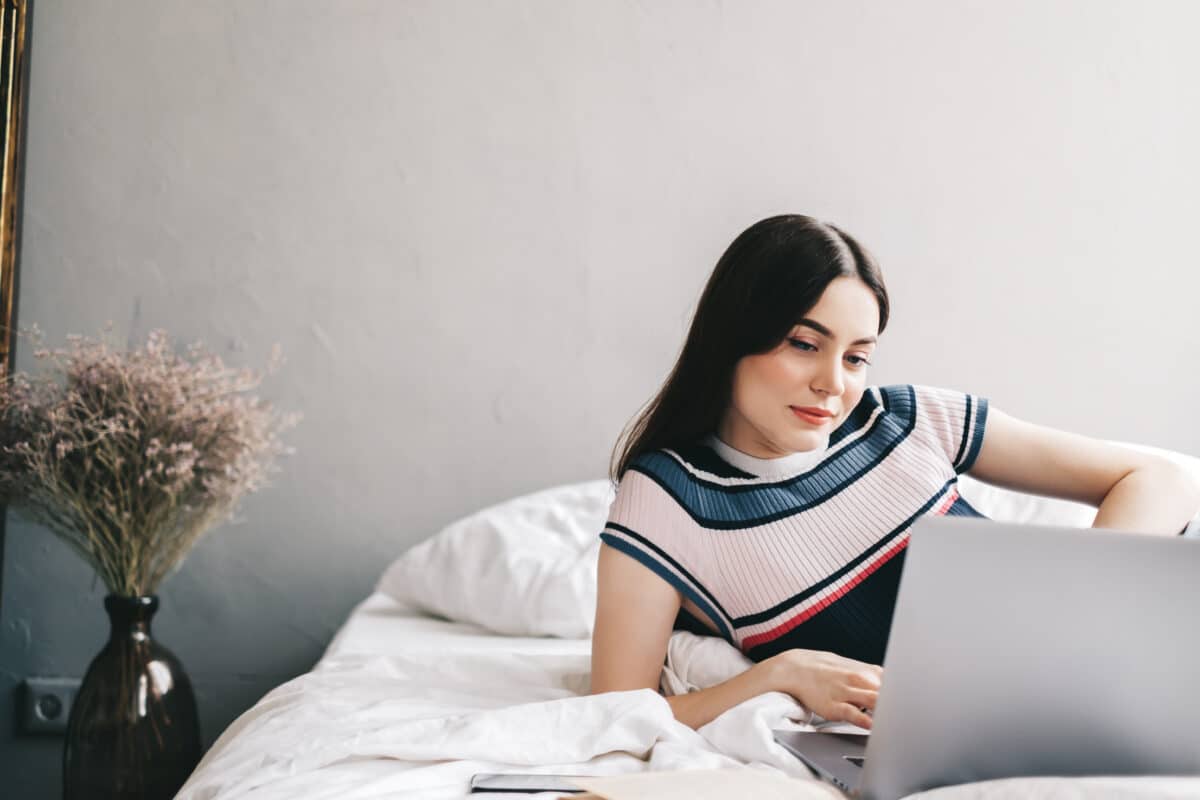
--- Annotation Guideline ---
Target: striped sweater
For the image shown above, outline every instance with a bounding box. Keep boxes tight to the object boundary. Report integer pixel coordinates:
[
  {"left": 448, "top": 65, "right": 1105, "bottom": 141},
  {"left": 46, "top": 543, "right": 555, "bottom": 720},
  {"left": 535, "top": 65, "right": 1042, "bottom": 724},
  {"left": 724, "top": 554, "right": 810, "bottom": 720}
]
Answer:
[{"left": 600, "top": 384, "right": 989, "bottom": 665}]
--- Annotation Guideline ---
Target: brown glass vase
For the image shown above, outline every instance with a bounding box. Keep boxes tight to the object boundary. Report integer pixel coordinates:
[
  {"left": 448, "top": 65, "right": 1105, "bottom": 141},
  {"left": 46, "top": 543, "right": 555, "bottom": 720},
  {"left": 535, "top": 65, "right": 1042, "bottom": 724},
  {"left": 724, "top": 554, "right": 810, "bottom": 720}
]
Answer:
[{"left": 63, "top": 595, "right": 202, "bottom": 800}]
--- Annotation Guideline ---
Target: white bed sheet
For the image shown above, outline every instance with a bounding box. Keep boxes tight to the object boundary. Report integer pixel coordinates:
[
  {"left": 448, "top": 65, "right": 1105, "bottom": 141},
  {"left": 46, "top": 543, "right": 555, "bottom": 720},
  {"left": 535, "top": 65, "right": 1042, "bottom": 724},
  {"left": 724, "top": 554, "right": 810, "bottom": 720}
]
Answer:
[
  {"left": 177, "top": 592, "right": 1200, "bottom": 800},
  {"left": 320, "top": 591, "right": 592, "bottom": 663}
]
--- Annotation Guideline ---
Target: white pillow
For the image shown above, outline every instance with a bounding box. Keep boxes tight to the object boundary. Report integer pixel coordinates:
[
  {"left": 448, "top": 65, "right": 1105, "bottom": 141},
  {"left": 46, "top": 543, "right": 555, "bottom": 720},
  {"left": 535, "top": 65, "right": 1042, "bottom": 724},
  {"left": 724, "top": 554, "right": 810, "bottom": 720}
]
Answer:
[{"left": 376, "top": 480, "right": 615, "bottom": 638}]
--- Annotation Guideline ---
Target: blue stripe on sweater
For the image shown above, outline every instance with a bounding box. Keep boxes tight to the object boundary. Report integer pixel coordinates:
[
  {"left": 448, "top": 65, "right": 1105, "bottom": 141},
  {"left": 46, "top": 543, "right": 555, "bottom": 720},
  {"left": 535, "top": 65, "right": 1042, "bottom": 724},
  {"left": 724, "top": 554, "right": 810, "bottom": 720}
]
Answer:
[
  {"left": 732, "top": 476, "right": 980, "bottom": 627},
  {"left": 627, "top": 385, "right": 919, "bottom": 529},
  {"left": 600, "top": 530, "right": 734, "bottom": 641},
  {"left": 956, "top": 396, "right": 989, "bottom": 474}
]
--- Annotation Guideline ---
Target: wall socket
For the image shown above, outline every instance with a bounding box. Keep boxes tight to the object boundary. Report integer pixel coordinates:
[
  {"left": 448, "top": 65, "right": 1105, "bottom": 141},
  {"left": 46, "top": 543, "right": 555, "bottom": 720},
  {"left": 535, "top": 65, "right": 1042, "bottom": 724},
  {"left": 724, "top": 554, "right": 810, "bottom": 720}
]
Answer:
[{"left": 21, "top": 677, "right": 82, "bottom": 735}]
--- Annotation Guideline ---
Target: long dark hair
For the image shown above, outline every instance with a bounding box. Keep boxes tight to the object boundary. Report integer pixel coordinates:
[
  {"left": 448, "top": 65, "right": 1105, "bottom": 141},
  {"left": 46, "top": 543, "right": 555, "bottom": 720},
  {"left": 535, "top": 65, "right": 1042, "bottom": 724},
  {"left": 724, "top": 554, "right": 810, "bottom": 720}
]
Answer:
[{"left": 609, "top": 214, "right": 890, "bottom": 484}]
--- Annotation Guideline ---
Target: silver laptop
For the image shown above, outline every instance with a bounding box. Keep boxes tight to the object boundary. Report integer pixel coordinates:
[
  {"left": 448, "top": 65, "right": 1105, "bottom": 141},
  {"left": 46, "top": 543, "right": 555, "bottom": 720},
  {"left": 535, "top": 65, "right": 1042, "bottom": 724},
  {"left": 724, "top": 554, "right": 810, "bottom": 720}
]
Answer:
[{"left": 772, "top": 515, "right": 1200, "bottom": 800}]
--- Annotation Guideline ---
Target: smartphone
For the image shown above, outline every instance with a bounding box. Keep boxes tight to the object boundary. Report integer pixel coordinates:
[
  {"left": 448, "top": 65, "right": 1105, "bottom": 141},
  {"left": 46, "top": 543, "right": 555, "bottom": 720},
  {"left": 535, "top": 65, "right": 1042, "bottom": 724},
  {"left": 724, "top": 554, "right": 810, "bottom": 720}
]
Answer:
[{"left": 468, "top": 772, "right": 588, "bottom": 793}]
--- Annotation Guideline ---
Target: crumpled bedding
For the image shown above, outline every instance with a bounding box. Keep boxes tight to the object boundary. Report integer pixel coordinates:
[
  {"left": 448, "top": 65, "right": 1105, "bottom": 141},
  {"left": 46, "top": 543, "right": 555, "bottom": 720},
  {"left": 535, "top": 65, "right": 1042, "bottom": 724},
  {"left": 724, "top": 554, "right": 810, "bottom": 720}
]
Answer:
[{"left": 175, "top": 594, "right": 1200, "bottom": 799}]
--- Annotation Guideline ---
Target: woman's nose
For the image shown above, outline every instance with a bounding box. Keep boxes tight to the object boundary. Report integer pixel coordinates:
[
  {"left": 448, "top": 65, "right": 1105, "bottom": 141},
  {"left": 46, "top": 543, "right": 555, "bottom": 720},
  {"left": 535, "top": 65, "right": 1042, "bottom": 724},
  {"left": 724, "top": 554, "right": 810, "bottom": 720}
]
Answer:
[{"left": 812, "top": 358, "right": 845, "bottom": 396}]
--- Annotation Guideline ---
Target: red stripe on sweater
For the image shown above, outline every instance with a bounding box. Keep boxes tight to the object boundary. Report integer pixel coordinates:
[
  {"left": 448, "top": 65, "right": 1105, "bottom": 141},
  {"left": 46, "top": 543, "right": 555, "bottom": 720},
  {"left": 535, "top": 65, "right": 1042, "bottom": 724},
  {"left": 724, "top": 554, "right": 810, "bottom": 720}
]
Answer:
[{"left": 741, "top": 487, "right": 959, "bottom": 650}]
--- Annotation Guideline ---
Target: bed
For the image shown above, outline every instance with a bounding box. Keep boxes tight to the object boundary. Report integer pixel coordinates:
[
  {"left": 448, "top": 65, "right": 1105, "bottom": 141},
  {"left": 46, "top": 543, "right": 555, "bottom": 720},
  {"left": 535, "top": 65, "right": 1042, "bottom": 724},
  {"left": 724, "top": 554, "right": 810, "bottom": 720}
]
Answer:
[{"left": 176, "top": 441, "right": 1200, "bottom": 800}]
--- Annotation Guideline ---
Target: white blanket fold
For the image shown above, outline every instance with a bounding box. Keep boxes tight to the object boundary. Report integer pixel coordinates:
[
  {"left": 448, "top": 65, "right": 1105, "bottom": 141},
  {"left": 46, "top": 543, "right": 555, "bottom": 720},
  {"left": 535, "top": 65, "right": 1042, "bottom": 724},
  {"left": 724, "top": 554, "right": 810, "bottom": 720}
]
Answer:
[
  {"left": 178, "top": 642, "right": 740, "bottom": 799},
  {"left": 178, "top": 630, "right": 1200, "bottom": 800}
]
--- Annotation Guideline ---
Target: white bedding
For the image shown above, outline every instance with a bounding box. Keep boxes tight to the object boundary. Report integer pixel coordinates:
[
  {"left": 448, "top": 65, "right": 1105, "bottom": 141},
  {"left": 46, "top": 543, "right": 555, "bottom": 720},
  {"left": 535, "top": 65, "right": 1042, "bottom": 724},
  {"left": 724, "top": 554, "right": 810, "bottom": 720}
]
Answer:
[{"left": 177, "top": 591, "right": 1200, "bottom": 800}]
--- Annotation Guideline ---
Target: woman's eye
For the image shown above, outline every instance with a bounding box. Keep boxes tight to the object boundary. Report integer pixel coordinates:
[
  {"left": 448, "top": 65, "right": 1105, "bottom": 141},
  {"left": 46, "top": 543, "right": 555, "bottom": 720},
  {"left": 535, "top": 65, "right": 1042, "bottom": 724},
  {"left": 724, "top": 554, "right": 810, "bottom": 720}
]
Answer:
[{"left": 788, "top": 338, "right": 871, "bottom": 367}]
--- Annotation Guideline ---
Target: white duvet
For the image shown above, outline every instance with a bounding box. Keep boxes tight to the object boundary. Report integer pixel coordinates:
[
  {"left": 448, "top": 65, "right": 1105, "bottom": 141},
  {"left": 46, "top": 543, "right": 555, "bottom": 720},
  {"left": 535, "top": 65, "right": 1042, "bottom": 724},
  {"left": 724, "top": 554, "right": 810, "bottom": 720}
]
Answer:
[
  {"left": 176, "top": 593, "right": 1200, "bottom": 800},
  {"left": 179, "top": 458, "right": 1200, "bottom": 799}
]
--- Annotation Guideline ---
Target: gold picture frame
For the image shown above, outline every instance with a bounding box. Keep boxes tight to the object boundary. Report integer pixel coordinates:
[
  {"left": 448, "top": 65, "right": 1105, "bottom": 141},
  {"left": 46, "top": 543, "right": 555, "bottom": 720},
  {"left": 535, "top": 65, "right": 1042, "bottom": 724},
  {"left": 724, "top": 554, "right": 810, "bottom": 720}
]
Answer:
[
  {"left": 0, "top": 0, "right": 30, "bottom": 612},
  {"left": 1, "top": 0, "right": 30, "bottom": 376}
]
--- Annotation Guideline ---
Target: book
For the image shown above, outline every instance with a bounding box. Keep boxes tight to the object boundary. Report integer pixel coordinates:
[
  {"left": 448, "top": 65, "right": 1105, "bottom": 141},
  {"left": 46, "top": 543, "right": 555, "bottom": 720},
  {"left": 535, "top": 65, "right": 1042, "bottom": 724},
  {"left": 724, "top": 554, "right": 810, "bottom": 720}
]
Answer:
[{"left": 562, "top": 768, "right": 844, "bottom": 799}]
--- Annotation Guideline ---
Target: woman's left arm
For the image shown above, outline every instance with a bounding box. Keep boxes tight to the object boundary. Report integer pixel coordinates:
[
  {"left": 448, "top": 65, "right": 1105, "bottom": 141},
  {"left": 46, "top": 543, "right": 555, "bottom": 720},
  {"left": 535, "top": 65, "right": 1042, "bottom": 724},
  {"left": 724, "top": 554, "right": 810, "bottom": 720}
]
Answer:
[{"left": 966, "top": 408, "right": 1200, "bottom": 536}]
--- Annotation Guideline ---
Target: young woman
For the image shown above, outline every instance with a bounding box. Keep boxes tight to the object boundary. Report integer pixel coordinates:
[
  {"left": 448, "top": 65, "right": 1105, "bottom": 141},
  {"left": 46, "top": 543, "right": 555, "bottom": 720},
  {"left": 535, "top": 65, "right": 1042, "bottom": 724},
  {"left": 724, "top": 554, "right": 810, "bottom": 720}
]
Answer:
[{"left": 589, "top": 214, "right": 1200, "bottom": 732}]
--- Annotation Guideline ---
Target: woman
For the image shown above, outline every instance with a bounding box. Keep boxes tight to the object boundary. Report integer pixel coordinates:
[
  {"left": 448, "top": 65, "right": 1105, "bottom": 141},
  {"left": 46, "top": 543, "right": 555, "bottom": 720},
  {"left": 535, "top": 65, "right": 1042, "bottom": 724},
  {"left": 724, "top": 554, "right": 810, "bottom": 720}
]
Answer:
[{"left": 589, "top": 214, "right": 1199, "bottom": 732}]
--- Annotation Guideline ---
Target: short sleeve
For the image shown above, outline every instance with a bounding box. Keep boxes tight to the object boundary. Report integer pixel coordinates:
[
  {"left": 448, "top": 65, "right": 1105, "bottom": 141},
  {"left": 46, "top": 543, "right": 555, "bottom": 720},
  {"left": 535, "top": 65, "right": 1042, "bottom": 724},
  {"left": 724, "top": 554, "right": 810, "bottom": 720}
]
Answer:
[
  {"left": 911, "top": 384, "right": 989, "bottom": 474},
  {"left": 598, "top": 464, "right": 734, "bottom": 641}
]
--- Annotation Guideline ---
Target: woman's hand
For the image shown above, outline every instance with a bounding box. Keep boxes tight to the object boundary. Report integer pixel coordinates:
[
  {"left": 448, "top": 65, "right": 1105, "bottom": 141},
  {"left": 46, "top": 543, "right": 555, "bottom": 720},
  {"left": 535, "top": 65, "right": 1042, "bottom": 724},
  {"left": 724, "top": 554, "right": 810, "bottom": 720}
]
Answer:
[{"left": 764, "top": 648, "right": 883, "bottom": 730}]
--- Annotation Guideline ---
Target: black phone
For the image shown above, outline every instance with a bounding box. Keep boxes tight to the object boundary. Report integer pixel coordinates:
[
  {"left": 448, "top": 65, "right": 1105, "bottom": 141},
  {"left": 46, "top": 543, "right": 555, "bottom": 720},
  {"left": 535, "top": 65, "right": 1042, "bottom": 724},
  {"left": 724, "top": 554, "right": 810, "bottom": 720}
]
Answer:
[{"left": 468, "top": 772, "right": 588, "bottom": 793}]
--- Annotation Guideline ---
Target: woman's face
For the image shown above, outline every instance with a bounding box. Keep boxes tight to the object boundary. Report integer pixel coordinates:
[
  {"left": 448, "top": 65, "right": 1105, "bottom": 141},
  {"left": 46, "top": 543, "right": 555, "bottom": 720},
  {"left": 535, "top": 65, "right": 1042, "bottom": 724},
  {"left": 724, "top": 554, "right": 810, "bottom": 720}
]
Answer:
[{"left": 717, "top": 276, "right": 880, "bottom": 458}]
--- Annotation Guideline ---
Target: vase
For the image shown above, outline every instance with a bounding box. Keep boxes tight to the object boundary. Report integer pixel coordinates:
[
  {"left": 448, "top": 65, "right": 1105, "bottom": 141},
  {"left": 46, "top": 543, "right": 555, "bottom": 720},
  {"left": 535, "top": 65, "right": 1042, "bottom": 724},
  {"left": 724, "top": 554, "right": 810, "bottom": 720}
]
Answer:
[{"left": 63, "top": 595, "right": 202, "bottom": 800}]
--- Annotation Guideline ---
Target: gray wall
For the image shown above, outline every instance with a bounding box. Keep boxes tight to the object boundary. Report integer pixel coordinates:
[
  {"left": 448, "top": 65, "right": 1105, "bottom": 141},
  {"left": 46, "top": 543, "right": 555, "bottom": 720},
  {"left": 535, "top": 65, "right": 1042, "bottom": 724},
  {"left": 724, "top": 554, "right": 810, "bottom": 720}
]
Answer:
[{"left": 3, "top": 1, "right": 1198, "bottom": 796}]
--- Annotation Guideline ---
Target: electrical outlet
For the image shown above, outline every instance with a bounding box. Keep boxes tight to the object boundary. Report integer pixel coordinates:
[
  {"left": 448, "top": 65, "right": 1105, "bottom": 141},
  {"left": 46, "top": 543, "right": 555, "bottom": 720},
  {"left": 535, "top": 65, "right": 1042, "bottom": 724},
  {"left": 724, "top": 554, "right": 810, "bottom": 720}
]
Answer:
[{"left": 21, "top": 677, "right": 82, "bottom": 735}]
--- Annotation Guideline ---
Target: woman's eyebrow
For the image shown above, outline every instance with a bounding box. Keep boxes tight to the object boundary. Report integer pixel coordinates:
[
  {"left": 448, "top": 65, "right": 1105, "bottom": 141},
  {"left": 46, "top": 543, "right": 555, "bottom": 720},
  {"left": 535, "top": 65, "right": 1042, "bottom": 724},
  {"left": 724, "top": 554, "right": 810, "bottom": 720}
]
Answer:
[{"left": 797, "top": 318, "right": 877, "bottom": 346}]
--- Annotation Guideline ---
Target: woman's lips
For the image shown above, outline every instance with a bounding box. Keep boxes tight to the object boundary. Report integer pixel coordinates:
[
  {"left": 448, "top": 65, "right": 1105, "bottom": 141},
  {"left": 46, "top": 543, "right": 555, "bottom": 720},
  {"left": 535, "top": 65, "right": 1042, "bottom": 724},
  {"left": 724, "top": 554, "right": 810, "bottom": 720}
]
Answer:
[{"left": 791, "top": 407, "right": 833, "bottom": 425}]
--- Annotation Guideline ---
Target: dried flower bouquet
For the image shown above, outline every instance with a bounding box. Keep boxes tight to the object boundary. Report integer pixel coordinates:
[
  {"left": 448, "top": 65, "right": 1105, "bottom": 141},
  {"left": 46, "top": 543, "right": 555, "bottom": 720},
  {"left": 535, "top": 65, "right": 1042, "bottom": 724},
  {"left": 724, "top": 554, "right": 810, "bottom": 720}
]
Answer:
[{"left": 0, "top": 325, "right": 300, "bottom": 596}]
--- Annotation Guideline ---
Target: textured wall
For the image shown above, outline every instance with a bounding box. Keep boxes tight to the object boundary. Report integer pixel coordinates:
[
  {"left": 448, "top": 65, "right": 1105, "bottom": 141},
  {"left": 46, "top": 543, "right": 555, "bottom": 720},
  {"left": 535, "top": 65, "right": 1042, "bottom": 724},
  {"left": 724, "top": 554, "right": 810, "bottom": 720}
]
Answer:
[{"left": 3, "top": 1, "right": 1198, "bottom": 796}]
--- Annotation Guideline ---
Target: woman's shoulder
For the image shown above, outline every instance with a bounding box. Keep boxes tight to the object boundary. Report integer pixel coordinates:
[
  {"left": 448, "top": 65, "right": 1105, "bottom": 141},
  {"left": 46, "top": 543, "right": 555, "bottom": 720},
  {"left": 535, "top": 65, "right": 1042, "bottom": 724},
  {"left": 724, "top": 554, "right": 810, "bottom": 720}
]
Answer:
[
  {"left": 873, "top": 382, "right": 986, "bottom": 401},
  {"left": 871, "top": 383, "right": 990, "bottom": 473},
  {"left": 626, "top": 437, "right": 758, "bottom": 483},
  {"left": 868, "top": 383, "right": 986, "bottom": 418},
  {"left": 869, "top": 383, "right": 916, "bottom": 409},
  {"left": 607, "top": 450, "right": 701, "bottom": 532}
]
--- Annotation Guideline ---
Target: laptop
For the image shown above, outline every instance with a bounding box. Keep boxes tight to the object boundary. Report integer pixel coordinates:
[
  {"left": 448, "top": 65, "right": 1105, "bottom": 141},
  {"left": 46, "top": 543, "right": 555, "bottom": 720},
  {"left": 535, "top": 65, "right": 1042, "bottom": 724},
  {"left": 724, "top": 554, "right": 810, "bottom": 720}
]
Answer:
[{"left": 772, "top": 514, "right": 1200, "bottom": 800}]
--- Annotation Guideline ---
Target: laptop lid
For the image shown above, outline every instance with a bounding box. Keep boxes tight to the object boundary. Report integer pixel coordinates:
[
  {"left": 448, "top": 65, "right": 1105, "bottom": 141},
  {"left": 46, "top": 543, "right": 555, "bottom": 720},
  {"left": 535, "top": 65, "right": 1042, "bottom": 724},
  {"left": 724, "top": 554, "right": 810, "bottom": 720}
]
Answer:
[{"left": 858, "top": 515, "right": 1200, "bottom": 800}]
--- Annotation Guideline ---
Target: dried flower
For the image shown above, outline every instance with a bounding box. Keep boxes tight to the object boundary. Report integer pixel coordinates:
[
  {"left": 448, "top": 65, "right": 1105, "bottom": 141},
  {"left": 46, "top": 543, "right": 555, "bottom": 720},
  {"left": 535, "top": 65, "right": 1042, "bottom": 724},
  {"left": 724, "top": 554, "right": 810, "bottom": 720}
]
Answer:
[{"left": 0, "top": 326, "right": 301, "bottom": 596}]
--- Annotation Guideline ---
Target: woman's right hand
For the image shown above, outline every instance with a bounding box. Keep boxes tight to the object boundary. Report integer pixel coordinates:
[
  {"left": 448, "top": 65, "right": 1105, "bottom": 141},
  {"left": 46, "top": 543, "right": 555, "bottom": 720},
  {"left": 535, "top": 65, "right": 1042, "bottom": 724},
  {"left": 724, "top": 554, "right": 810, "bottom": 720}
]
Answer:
[{"left": 764, "top": 648, "right": 883, "bottom": 730}]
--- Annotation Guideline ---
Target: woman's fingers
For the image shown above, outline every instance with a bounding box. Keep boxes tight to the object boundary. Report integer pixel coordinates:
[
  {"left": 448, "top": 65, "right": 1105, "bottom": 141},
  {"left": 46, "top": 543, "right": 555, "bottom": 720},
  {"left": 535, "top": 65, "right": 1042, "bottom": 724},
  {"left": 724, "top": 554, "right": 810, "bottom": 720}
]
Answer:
[
  {"left": 846, "top": 668, "right": 882, "bottom": 690},
  {"left": 836, "top": 702, "right": 874, "bottom": 730},
  {"left": 843, "top": 686, "right": 879, "bottom": 710}
]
